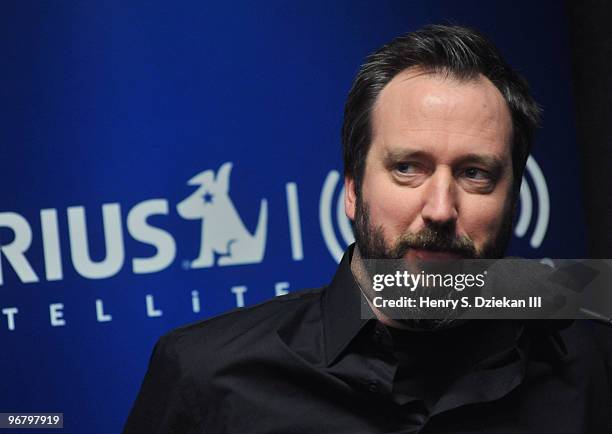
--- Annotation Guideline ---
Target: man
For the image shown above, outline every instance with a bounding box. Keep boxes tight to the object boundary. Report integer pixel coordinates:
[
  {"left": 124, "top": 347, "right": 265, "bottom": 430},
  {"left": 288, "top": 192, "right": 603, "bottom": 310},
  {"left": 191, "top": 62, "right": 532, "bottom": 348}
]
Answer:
[{"left": 124, "top": 25, "right": 612, "bottom": 433}]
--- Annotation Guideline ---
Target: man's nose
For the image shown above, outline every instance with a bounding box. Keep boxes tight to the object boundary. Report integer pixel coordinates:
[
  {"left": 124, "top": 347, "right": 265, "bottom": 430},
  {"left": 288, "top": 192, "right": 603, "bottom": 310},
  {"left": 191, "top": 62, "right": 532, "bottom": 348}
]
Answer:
[{"left": 421, "top": 169, "right": 458, "bottom": 227}]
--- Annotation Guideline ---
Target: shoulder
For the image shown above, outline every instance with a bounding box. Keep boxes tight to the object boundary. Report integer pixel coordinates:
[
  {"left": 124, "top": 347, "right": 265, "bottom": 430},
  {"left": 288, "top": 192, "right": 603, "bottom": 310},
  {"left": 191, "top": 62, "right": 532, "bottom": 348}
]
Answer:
[
  {"left": 560, "top": 319, "right": 612, "bottom": 347},
  {"left": 157, "top": 286, "right": 324, "bottom": 369},
  {"left": 583, "top": 319, "right": 612, "bottom": 362},
  {"left": 125, "top": 287, "right": 326, "bottom": 432},
  {"left": 557, "top": 320, "right": 612, "bottom": 374}
]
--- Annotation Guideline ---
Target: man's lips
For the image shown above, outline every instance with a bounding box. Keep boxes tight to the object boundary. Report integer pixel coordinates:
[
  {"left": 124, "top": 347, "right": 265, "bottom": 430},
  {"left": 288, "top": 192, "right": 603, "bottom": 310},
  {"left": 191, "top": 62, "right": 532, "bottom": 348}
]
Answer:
[{"left": 407, "top": 248, "right": 464, "bottom": 261}]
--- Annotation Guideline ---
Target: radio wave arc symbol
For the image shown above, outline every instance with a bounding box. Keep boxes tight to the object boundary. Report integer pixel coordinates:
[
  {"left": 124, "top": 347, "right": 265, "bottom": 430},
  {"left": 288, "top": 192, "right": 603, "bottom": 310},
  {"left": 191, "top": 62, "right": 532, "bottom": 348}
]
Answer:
[
  {"left": 319, "top": 171, "right": 354, "bottom": 262},
  {"left": 515, "top": 156, "right": 550, "bottom": 249}
]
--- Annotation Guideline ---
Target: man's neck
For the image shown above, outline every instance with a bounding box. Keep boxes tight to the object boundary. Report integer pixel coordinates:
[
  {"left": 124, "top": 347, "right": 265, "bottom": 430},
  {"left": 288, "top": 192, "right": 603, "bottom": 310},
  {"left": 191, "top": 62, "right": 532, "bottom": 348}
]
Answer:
[{"left": 350, "top": 245, "right": 414, "bottom": 330}]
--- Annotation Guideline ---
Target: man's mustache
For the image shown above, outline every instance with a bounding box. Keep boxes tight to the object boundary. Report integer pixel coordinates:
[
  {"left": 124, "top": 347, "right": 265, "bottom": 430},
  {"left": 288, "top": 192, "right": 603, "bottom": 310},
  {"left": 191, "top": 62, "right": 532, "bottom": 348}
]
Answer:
[{"left": 389, "top": 227, "right": 477, "bottom": 259}]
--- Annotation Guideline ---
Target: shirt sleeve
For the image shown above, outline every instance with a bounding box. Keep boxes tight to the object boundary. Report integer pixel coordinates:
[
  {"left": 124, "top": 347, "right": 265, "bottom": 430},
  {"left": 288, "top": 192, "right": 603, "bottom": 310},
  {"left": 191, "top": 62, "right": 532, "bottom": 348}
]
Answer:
[{"left": 122, "top": 333, "right": 201, "bottom": 434}]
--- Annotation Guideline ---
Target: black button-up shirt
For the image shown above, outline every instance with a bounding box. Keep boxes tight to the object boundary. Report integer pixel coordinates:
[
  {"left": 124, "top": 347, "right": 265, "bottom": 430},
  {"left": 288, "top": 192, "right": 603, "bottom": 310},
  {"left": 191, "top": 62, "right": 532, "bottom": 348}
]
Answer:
[{"left": 124, "top": 247, "right": 612, "bottom": 433}]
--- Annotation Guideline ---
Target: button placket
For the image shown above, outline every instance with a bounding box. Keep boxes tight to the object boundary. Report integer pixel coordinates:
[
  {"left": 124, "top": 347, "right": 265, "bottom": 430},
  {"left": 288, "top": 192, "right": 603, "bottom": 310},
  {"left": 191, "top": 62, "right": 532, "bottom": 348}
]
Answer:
[{"left": 368, "top": 380, "right": 380, "bottom": 393}]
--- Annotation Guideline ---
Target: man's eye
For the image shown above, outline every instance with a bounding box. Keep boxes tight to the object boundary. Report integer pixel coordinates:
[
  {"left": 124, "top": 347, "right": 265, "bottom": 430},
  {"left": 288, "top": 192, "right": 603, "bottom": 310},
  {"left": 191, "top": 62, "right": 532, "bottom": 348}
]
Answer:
[
  {"left": 395, "top": 162, "right": 419, "bottom": 175},
  {"left": 463, "top": 167, "right": 490, "bottom": 180}
]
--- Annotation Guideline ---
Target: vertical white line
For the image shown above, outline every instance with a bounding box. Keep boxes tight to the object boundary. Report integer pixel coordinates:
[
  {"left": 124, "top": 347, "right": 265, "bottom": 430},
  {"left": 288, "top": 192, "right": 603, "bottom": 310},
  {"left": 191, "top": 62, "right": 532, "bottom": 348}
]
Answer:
[
  {"left": 40, "top": 209, "right": 63, "bottom": 281},
  {"left": 286, "top": 182, "right": 304, "bottom": 261},
  {"left": 191, "top": 290, "right": 201, "bottom": 313}
]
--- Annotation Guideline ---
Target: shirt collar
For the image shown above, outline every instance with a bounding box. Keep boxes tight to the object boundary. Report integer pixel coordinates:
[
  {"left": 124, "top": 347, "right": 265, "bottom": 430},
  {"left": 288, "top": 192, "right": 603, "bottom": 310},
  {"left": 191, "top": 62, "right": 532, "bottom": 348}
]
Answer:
[
  {"left": 322, "top": 245, "right": 572, "bottom": 367},
  {"left": 322, "top": 244, "right": 373, "bottom": 366}
]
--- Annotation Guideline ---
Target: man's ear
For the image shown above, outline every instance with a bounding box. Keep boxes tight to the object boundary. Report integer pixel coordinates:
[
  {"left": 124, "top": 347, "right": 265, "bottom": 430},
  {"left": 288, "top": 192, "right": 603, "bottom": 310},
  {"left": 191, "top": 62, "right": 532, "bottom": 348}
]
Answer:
[{"left": 344, "top": 176, "right": 357, "bottom": 221}]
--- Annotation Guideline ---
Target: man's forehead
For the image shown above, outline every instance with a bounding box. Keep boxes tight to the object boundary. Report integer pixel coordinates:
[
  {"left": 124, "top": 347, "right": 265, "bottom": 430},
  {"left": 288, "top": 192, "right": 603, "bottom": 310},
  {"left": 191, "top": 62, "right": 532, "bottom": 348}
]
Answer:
[
  {"left": 370, "top": 68, "right": 513, "bottom": 160},
  {"left": 378, "top": 67, "right": 504, "bottom": 102}
]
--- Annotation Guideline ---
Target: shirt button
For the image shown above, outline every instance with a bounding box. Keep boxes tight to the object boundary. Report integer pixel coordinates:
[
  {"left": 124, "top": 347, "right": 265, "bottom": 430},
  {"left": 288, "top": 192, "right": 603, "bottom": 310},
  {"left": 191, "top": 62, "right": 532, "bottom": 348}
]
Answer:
[
  {"left": 368, "top": 381, "right": 379, "bottom": 393},
  {"left": 373, "top": 328, "right": 383, "bottom": 343}
]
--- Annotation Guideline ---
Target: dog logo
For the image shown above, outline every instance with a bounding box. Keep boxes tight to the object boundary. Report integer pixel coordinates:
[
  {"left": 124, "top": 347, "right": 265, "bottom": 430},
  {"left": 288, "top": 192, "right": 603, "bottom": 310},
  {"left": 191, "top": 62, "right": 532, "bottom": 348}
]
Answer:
[{"left": 177, "top": 162, "right": 268, "bottom": 268}]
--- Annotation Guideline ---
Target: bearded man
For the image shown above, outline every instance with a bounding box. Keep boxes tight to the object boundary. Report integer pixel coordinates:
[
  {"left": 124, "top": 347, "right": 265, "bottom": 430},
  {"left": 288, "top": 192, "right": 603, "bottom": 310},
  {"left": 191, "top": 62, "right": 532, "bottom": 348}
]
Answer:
[{"left": 124, "top": 25, "right": 612, "bottom": 433}]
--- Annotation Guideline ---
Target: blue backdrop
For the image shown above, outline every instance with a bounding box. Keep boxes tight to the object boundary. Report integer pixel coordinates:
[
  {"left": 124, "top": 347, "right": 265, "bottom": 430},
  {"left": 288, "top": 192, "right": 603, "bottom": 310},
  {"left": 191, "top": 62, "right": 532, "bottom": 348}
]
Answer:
[{"left": 1, "top": 1, "right": 585, "bottom": 433}]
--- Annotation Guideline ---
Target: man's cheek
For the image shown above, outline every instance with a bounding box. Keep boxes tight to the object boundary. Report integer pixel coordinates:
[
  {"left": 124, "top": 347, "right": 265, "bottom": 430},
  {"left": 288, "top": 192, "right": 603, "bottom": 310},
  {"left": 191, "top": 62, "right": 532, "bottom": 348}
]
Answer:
[
  {"left": 464, "top": 206, "right": 503, "bottom": 242},
  {"left": 383, "top": 206, "right": 419, "bottom": 240}
]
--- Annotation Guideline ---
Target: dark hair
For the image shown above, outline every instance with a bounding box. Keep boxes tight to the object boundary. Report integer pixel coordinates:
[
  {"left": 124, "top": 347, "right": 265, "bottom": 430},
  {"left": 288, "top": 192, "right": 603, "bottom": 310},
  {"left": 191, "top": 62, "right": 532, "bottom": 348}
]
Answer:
[{"left": 342, "top": 24, "right": 541, "bottom": 199}]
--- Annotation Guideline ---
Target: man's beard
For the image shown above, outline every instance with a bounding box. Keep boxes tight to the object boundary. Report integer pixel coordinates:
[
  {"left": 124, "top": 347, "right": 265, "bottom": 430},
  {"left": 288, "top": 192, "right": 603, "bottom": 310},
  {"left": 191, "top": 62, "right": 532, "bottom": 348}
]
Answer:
[{"left": 352, "top": 193, "right": 514, "bottom": 331}]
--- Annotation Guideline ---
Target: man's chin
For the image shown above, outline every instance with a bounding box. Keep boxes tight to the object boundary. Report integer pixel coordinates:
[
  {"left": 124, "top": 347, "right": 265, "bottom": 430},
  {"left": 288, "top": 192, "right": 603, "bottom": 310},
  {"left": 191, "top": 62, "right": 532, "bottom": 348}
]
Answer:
[
  {"left": 404, "top": 248, "right": 467, "bottom": 262},
  {"left": 390, "top": 317, "right": 469, "bottom": 332}
]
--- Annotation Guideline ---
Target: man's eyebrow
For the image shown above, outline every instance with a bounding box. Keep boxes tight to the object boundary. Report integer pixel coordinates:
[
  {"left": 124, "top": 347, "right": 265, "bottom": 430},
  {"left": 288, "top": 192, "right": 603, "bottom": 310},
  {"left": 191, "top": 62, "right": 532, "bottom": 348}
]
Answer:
[
  {"left": 382, "top": 148, "right": 430, "bottom": 163},
  {"left": 455, "top": 153, "right": 506, "bottom": 172},
  {"left": 383, "top": 149, "right": 507, "bottom": 171}
]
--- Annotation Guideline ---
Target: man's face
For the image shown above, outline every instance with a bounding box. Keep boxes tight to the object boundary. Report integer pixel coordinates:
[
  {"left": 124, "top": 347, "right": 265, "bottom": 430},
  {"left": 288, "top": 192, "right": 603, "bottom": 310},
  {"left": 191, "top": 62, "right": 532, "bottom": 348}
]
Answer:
[{"left": 345, "top": 68, "right": 514, "bottom": 260}]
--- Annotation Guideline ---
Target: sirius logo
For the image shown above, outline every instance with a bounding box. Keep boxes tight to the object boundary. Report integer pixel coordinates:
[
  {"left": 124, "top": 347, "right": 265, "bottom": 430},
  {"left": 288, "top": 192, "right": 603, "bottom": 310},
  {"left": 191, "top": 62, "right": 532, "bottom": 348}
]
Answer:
[
  {"left": 0, "top": 162, "right": 268, "bottom": 286},
  {"left": 319, "top": 156, "right": 551, "bottom": 263}
]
